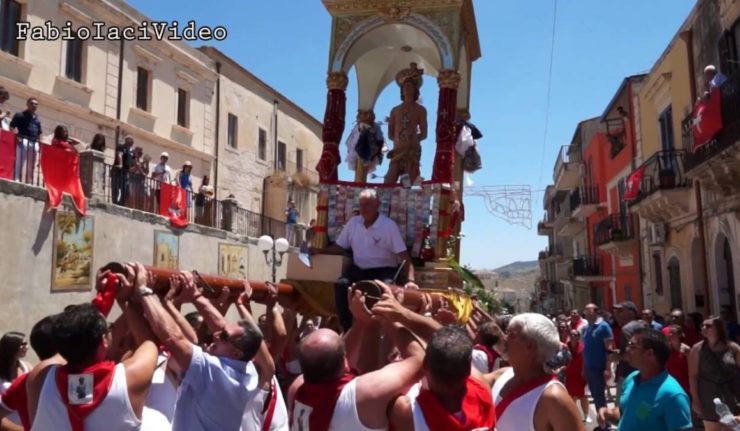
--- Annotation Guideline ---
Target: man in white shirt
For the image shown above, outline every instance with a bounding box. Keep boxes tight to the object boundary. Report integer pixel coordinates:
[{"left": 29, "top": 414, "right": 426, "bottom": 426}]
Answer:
[
  {"left": 314, "top": 188, "right": 417, "bottom": 331},
  {"left": 152, "top": 152, "right": 172, "bottom": 184}
]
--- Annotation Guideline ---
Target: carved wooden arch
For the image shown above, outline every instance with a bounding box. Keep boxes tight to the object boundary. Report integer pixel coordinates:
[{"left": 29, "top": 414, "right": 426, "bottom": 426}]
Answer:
[{"left": 330, "top": 12, "right": 455, "bottom": 74}]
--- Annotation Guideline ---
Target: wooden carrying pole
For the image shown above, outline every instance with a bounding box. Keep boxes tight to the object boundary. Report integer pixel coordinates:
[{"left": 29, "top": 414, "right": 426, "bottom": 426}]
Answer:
[{"left": 109, "top": 264, "right": 453, "bottom": 315}]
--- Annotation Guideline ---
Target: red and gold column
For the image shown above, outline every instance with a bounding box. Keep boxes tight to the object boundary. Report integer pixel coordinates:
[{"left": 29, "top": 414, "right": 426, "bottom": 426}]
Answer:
[
  {"left": 432, "top": 70, "right": 460, "bottom": 258},
  {"left": 431, "top": 70, "right": 461, "bottom": 183},
  {"left": 314, "top": 72, "right": 348, "bottom": 248},
  {"left": 315, "top": 72, "right": 348, "bottom": 182}
]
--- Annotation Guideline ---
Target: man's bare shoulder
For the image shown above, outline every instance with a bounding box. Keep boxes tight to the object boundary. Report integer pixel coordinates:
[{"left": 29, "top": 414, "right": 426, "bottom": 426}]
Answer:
[
  {"left": 481, "top": 365, "right": 509, "bottom": 388},
  {"left": 534, "top": 383, "right": 585, "bottom": 431}
]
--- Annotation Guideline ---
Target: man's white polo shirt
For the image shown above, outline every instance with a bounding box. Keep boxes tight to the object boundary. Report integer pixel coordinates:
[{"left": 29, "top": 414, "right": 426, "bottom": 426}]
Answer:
[{"left": 335, "top": 214, "right": 407, "bottom": 269}]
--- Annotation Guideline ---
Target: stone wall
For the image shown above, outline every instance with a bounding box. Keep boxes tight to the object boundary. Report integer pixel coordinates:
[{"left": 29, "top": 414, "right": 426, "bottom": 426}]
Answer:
[{"left": 0, "top": 180, "right": 283, "bottom": 358}]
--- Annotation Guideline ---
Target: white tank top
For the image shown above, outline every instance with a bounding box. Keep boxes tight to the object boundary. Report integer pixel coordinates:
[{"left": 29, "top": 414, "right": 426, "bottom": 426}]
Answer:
[
  {"left": 406, "top": 382, "right": 430, "bottom": 431},
  {"left": 490, "top": 368, "right": 562, "bottom": 431},
  {"left": 142, "top": 355, "right": 177, "bottom": 430},
  {"left": 31, "top": 363, "right": 141, "bottom": 431},
  {"left": 241, "top": 377, "right": 288, "bottom": 431},
  {"left": 328, "top": 378, "right": 387, "bottom": 431}
]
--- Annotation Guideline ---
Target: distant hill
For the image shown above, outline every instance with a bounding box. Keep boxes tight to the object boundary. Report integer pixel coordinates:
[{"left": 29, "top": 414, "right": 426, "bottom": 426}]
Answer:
[{"left": 493, "top": 260, "right": 538, "bottom": 279}]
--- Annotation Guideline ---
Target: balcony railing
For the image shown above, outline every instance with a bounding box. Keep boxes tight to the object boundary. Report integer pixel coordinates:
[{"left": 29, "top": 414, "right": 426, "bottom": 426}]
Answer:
[
  {"left": 629, "top": 150, "right": 690, "bottom": 206},
  {"left": 684, "top": 70, "right": 740, "bottom": 171},
  {"left": 570, "top": 184, "right": 600, "bottom": 212},
  {"left": 594, "top": 214, "right": 635, "bottom": 246},
  {"left": 572, "top": 255, "right": 603, "bottom": 277}
]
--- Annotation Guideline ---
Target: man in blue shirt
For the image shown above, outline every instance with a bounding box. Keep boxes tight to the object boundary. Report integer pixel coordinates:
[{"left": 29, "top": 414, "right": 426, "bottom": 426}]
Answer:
[
  {"left": 9, "top": 97, "right": 42, "bottom": 183},
  {"left": 598, "top": 328, "right": 692, "bottom": 431},
  {"left": 582, "top": 303, "right": 615, "bottom": 422},
  {"left": 642, "top": 308, "right": 663, "bottom": 331}
]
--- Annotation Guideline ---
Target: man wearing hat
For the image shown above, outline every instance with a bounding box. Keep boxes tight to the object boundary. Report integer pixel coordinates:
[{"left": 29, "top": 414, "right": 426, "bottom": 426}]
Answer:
[{"left": 613, "top": 301, "right": 647, "bottom": 404}]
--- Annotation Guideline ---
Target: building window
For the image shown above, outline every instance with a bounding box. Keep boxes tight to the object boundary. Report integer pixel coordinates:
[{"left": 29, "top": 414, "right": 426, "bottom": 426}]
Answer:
[
  {"left": 653, "top": 252, "right": 664, "bottom": 296},
  {"left": 617, "top": 178, "right": 627, "bottom": 216},
  {"left": 177, "top": 88, "right": 189, "bottom": 128},
  {"left": 658, "top": 105, "right": 674, "bottom": 151},
  {"left": 227, "top": 114, "right": 238, "bottom": 148},
  {"left": 65, "top": 32, "right": 84, "bottom": 83},
  {"left": 258, "top": 129, "right": 267, "bottom": 160},
  {"left": 277, "top": 141, "right": 286, "bottom": 171},
  {"left": 296, "top": 149, "right": 304, "bottom": 172},
  {"left": 0, "top": 0, "right": 21, "bottom": 56},
  {"left": 136, "top": 67, "right": 149, "bottom": 111}
]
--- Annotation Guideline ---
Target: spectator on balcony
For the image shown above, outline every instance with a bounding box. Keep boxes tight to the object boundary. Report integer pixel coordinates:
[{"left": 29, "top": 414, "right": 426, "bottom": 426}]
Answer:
[
  {"left": 152, "top": 152, "right": 173, "bottom": 210},
  {"left": 0, "top": 87, "right": 10, "bottom": 130},
  {"left": 642, "top": 308, "right": 663, "bottom": 331},
  {"left": 195, "top": 175, "right": 214, "bottom": 226},
  {"left": 89, "top": 133, "right": 106, "bottom": 152},
  {"left": 704, "top": 65, "right": 727, "bottom": 94},
  {"left": 10, "top": 97, "right": 42, "bottom": 183},
  {"left": 285, "top": 199, "right": 299, "bottom": 245},
  {"left": 112, "top": 135, "right": 135, "bottom": 206},
  {"left": 129, "top": 147, "right": 150, "bottom": 211},
  {"left": 50, "top": 125, "right": 82, "bottom": 152},
  {"left": 176, "top": 161, "right": 194, "bottom": 208}
]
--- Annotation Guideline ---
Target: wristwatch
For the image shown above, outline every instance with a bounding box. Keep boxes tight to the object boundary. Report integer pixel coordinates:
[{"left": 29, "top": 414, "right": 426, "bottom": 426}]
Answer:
[{"left": 138, "top": 286, "right": 155, "bottom": 297}]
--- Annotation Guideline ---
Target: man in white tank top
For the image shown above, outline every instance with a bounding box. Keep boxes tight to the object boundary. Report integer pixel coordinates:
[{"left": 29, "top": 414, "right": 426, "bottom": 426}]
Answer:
[
  {"left": 287, "top": 285, "right": 425, "bottom": 430},
  {"left": 27, "top": 295, "right": 160, "bottom": 431},
  {"left": 485, "top": 313, "right": 584, "bottom": 431}
]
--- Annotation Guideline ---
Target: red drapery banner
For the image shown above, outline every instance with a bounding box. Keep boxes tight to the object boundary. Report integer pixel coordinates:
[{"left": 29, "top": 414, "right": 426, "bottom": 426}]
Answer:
[
  {"left": 40, "top": 143, "right": 87, "bottom": 215},
  {"left": 692, "top": 88, "right": 723, "bottom": 151},
  {"left": 159, "top": 182, "right": 188, "bottom": 228},
  {"left": 316, "top": 88, "right": 346, "bottom": 182},
  {"left": 0, "top": 130, "right": 16, "bottom": 180},
  {"left": 623, "top": 164, "right": 646, "bottom": 202}
]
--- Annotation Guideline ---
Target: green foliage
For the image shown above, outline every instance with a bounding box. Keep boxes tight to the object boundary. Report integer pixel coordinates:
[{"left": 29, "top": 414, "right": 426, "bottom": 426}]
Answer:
[{"left": 446, "top": 233, "right": 502, "bottom": 315}]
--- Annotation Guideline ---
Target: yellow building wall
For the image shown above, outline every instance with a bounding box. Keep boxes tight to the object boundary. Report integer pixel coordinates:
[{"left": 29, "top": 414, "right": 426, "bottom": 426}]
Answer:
[{"left": 638, "top": 38, "right": 693, "bottom": 159}]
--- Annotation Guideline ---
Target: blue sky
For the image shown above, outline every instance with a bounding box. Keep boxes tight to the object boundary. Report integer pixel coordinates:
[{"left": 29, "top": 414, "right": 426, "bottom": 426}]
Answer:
[{"left": 128, "top": 0, "right": 696, "bottom": 270}]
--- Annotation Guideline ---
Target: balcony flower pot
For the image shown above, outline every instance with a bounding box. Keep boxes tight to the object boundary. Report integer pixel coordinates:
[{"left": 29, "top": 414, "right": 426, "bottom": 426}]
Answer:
[{"left": 658, "top": 169, "right": 675, "bottom": 188}]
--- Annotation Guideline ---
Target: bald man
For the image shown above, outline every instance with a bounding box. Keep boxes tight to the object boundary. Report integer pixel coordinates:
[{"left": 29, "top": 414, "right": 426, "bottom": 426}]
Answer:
[{"left": 287, "top": 287, "right": 424, "bottom": 430}]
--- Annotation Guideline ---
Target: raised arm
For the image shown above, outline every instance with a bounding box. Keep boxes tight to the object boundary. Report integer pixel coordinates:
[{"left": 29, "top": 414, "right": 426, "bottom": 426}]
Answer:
[
  {"left": 263, "top": 282, "right": 288, "bottom": 362},
  {"left": 688, "top": 342, "right": 702, "bottom": 417},
  {"left": 162, "top": 274, "right": 199, "bottom": 345},
  {"left": 345, "top": 289, "right": 382, "bottom": 374},
  {"left": 371, "top": 281, "right": 440, "bottom": 342}
]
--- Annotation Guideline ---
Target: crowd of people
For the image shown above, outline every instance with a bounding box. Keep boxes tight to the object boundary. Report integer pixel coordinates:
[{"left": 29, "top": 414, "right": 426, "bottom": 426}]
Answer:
[
  {"left": 0, "top": 87, "right": 215, "bottom": 222},
  {"left": 0, "top": 261, "right": 736, "bottom": 430}
]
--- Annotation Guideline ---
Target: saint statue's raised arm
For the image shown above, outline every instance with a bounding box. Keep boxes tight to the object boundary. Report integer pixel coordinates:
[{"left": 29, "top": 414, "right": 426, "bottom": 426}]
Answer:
[{"left": 385, "top": 63, "right": 427, "bottom": 184}]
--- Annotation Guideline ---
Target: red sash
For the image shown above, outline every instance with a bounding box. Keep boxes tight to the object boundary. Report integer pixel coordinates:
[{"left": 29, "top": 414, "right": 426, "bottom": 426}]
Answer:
[
  {"left": 1, "top": 372, "right": 30, "bottom": 430},
  {"left": 54, "top": 361, "right": 117, "bottom": 431},
  {"left": 91, "top": 273, "right": 117, "bottom": 317},
  {"left": 416, "top": 377, "right": 495, "bottom": 430},
  {"left": 262, "top": 380, "right": 278, "bottom": 431},
  {"left": 495, "top": 373, "right": 557, "bottom": 420},
  {"left": 292, "top": 373, "right": 355, "bottom": 430},
  {"left": 473, "top": 345, "right": 499, "bottom": 372}
]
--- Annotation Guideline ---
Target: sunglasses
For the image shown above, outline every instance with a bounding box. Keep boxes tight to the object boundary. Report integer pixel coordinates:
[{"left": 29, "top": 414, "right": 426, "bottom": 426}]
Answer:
[
  {"left": 570, "top": 333, "right": 580, "bottom": 337},
  {"left": 217, "top": 329, "right": 246, "bottom": 354},
  {"left": 702, "top": 323, "right": 713, "bottom": 329}
]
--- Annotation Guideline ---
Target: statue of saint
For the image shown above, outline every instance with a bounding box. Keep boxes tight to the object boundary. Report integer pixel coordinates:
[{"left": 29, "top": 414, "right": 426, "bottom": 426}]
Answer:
[{"left": 386, "top": 63, "right": 427, "bottom": 184}]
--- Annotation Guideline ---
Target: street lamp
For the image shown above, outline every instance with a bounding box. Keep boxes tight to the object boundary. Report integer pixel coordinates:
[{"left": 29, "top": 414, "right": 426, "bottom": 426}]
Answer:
[{"left": 258, "top": 235, "right": 290, "bottom": 283}]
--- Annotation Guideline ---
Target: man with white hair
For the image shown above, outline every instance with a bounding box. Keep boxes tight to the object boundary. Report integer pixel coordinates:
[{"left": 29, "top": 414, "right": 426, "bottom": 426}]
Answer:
[
  {"left": 315, "top": 188, "right": 417, "bottom": 331},
  {"left": 704, "top": 64, "right": 727, "bottom": 93},
  {"left": 487, "top": 313, "right": 584, "bottom": 430}
]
